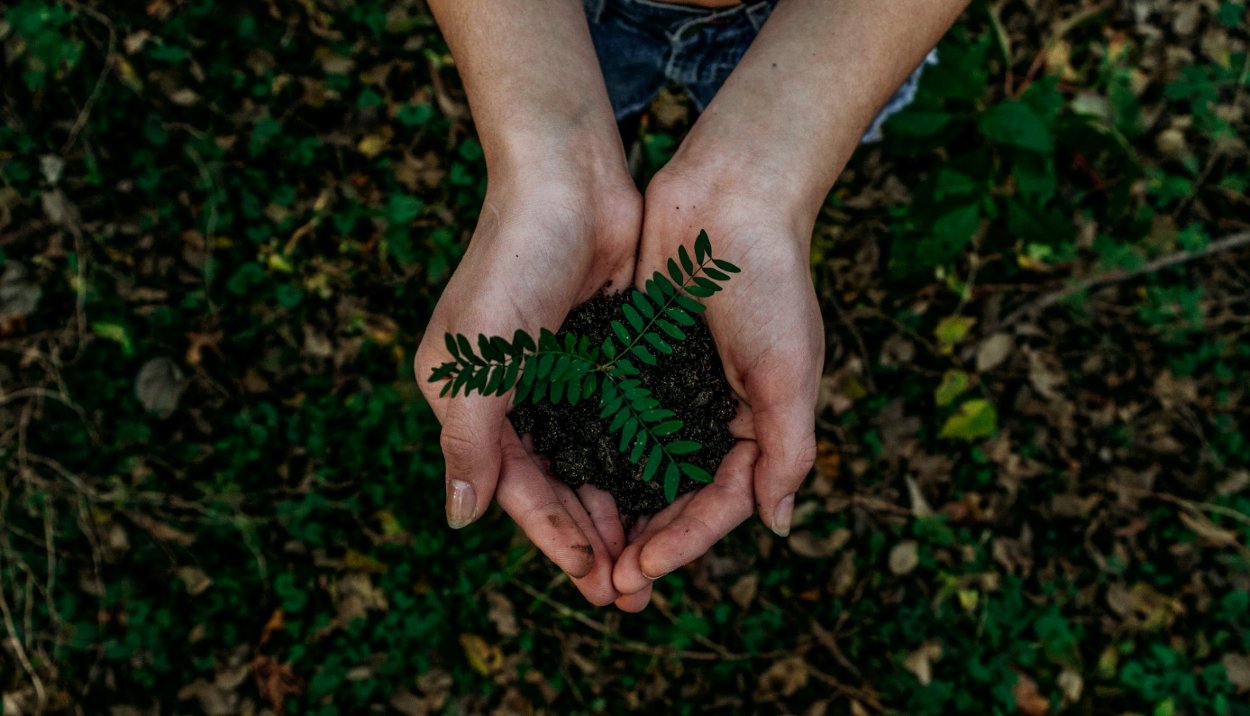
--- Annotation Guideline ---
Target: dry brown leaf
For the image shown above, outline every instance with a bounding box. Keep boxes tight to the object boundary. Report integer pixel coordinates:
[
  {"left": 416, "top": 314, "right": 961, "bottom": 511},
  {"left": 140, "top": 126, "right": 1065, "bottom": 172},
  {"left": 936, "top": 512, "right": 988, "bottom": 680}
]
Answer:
[
  {"left": 1057, "top": 668, "right": 1083, "bottom": 704},
  {"left": 730, "top": 573, "right": 759, "bottom": 609},
  {"left": 176, "top": 566, "right": 213, "bottom": 596},
  {"left": 1179, "top": 510, "right": 1240, "bottom": 547},
  {"left": 976, "top": 333, "right": 1014, "bottom": 372},
  {"left": 1013, "top": 671, "right": 1049, "bottom": 715},
  {"left": 756, "top": 657, "right": 809, "bottom": 700},
  {"left": 459, "top": 633, "right": 504, "bottom": 677},
  {"left": 889, "top": 540, "right": 920, "bottom": 575},
  {"left": 136, "top": 357, "right": 188, "bottom": 418},
  {"left": 486, "top": 592, "right": 519, "bottom": 638},
  {"left": 251, "top": 655, "right": 303, "bottom": 716},
  {"left": 903, "top": 642, "right": 942, "bottom": 685},
  {"left": 1223, "top": 653, "right": 1250, "bottom": 693},
  {"left": 789, "top": 528, "right": 851, "bottom": 559}
]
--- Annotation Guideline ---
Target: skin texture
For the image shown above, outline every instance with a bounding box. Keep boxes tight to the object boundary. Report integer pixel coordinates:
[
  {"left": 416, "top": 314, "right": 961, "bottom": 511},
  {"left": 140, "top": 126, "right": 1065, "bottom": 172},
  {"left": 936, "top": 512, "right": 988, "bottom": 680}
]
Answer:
[{"left": 418, "top": 0, "right": 968, "bottom": 610}]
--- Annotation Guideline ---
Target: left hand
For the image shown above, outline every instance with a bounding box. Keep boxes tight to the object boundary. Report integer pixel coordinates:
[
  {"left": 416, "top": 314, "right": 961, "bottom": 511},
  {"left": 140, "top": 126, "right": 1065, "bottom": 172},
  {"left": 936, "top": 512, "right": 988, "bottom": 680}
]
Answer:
[{"left": 610, "top": 159, "right": 824, "bottom": 611}]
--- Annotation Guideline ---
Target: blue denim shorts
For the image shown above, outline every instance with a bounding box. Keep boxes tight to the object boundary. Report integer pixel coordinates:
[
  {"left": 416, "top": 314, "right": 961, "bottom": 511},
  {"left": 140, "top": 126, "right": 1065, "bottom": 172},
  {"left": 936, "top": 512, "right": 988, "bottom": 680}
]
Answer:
[{"left": 583, "top": 0, "right": 936, "bottom": 142}]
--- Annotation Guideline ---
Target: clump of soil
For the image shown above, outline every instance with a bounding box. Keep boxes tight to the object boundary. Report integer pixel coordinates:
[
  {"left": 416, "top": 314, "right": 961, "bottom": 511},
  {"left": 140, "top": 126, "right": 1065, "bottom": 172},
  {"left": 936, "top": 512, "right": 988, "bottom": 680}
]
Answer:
[{"left": 509, "top": 292, "right": 737, "bottom": 515}]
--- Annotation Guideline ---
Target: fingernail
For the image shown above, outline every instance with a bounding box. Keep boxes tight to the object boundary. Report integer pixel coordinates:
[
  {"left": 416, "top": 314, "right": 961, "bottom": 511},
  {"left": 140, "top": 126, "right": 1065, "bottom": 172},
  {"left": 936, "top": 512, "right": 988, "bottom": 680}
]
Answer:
[
  {"left": 446, "top": 479, "right": 477, "bottom": 529},
  {"left": 642, "top": 569, "right": 668, "bottom": 581},
  {"left": 772, "top": 493, "right": 795, "bottom": 538}
]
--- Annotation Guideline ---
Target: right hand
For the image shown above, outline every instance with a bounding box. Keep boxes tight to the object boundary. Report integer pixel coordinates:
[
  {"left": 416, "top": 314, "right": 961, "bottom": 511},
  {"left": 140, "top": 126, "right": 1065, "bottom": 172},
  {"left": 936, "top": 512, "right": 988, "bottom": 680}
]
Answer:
[{"left": 414, "top": 158, "right": 641, "bottom": 606}]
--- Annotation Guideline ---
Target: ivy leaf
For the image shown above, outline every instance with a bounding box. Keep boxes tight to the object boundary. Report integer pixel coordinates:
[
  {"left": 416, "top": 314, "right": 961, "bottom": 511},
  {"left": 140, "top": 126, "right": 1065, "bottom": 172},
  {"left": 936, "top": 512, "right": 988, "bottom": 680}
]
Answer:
[{"left": 978, "top": 99, "right": 1055, "bottom": 154}]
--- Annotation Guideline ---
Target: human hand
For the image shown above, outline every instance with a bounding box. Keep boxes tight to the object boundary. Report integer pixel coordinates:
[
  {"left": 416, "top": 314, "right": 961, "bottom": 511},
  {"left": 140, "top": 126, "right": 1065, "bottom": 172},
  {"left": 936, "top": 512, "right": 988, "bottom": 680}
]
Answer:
[
  {"left": 611, "top": 162, "right": 823, "bottom": 611},
  {"left": 415, "top": 158, "right": 640, "bottom": 606}
]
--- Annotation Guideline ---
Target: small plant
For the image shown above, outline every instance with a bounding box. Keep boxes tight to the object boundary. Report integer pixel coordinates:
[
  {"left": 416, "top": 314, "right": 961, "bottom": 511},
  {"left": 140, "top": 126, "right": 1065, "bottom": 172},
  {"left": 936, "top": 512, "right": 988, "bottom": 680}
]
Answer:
[{"left": 428, "top": 230, "right": 739, "bottom": 502}]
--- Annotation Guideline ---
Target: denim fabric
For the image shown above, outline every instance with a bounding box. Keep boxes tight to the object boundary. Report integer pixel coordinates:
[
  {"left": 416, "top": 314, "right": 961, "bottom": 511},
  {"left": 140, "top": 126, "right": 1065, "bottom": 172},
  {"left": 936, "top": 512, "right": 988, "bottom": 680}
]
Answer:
[{"left": 583, "top": 0, "right": 937, "bottom": 143}]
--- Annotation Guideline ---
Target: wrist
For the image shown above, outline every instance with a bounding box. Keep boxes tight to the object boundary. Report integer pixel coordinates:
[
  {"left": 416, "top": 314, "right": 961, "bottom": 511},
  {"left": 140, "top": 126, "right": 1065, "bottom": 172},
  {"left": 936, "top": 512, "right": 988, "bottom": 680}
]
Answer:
[{"left": 665, "top": 119, "right": 843, "bottom": 230}]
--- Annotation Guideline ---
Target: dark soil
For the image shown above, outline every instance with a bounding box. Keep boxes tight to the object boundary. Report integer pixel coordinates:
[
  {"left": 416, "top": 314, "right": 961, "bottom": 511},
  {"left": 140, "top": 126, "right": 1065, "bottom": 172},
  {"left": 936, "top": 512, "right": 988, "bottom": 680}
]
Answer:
[{"left": 509, "top": 292, "right": 737, "bottom": 515}]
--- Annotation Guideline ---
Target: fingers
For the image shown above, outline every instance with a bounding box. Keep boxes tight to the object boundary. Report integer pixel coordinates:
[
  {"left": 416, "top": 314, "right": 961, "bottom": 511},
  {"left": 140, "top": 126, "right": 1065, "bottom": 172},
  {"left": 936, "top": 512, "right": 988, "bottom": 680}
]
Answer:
[
  {"left": 614, "top": 585, "right": 652, "bottom": 613},
  {"left": 438, "top": 395, "right": 506, "bottom": 528},
  {"left": 496, "top": 431, "right": 619, "bottom": 605},
  {"left": 577, "top": 484, "right": 626, "bottom": 560},
  {"left": 612, "top": 441, "right": 759, "bottom": 596},
  {"left": 748, "top": 379, "right": 817, "bottom": 538}
]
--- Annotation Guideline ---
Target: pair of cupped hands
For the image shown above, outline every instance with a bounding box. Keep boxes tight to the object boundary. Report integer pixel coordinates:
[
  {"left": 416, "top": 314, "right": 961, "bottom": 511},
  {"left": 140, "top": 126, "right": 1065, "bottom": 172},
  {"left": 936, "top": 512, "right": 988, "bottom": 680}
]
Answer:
[{"left": 414, "top": 146, "right": 824, "bottom": 612}]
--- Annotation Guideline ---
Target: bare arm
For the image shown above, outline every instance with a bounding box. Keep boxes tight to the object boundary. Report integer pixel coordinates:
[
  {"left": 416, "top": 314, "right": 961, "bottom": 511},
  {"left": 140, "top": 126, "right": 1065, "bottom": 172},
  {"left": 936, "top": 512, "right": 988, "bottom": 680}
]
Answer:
[
  {"left": 418, "top": 1, "right": 640, "bottom": 606},
  {"left": 426, "top": 0, "right": 625, "bottom": 176},
  {"left": 613, "top": 0, "right": 968, "bottom": 610}
]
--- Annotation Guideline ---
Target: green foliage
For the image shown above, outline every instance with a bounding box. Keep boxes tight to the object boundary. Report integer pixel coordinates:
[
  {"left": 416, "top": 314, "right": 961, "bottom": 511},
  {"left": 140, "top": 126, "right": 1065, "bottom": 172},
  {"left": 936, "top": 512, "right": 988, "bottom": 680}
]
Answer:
[{"left": 429, "top": 231, "right": 737, "bottom": 502}]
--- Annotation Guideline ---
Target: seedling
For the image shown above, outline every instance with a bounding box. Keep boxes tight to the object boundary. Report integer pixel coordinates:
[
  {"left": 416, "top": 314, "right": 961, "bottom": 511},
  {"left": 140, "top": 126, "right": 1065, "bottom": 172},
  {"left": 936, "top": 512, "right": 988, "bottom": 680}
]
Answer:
[{"left": 428, "top": 230, "right": 739, "bottom": 502}]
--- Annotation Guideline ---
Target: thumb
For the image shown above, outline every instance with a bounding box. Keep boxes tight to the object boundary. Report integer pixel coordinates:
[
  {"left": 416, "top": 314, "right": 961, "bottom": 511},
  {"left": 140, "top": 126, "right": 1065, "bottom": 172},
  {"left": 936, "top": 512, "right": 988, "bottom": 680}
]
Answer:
[
  {"left": 751, "top": 392, "right": 817, "bottom": 538},
  {"left": 439, "top": 395, "right": 506, "bottom": 529}
]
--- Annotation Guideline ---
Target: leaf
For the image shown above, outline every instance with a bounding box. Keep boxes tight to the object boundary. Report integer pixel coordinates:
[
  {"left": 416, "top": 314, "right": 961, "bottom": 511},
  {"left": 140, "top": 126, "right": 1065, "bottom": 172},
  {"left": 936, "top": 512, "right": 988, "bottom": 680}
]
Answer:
[
  {"left": 501, "top": 360, "right": 520, "bottom": 394},
  {"left": 456, "top": 335, "right": 478, "bottom": 365},
  {"left": 678, "top": 462, "right": 712, "bottom": 482},
  {"left": 975, "top": 333, "right": 1014, "bottom": 372},
  {"left": 619, "top": 418, "right": 639, "bottom": 452},
  {"left": 610, "top": 320, "right": 631, "bottom": 346},
  {"left": 444, "top": 333, "right": 459, "bottom": 359},
  {"left": 135, "top": 357, "right": 188, "bottom": 418},
  {"left": 478, "top": 334, "right": 501, "bottom": 362},
  {"left": 512, "top": 329, "right": 535, "bottom": 354},
  {"left": 484, "top": 364, "right": 503, "bottom": 395},
  {"left": 712, "top": 258, "right": 740, "bottom": 274},
  {"left": 978, "top": 99, "right": 1055, "bottom": 153},
  {"left": 549, "top": 375, "right": 565, "bottom": 405},
  {"left": 934, "top": 315, "right": 976, "bottom": 354},
  {"left": 934, "top": 370, "right": 970, "bottom": 407},
  {"left": 703, "top": 266, "right": 729, "bottom": 281},
  {"left": 674, "top": 295, "right": 706, "bottom": 315},
  {"left": 429, "top": 362, "right": 456, "bottom": 382},
  {"left": 665, "top": 305, "right": 696, "bottom": 327},
  {"left": 653, "top": 420, "right": 683, "bottom": 437},
  {"left": 694, "top": 230, "right": 711, "bottom": 262},
  {"left": 939, "top": 399, "right": 998, "bottom": 441},
  {"left": 656, "top": 319, "right": 686, "bottom": 341},
  {"left": 631, "top": 345, "right": 656, "bottom": 366},
  {"left": 888, "top": 540, "right": 920, "bottom": 575},
  {"left": 667, "top": 441, "right": 701, "bottom": 455},
  {"left": 667, "top": 258, "right": 683, "bottom": 285},
  {"left": 644, "top": 332, "right": 672, "bottom": 355},
  {"left": 631, "top": 290, "right": 655, "bottom": 319},
  {"left": 621, "top": 303, "right": 643, "bottom": 332},
  {"left": 629, "top": 433, "right": 646, "bottom": 463},
  {"left": 663, "top": 461, "right": 680, "bottom": 503},
  {"left": 643, "top": 444, "right": 663, "bottom": 482},
  {"left": 679, "top": 245, "right": 694, "bottom": 276}
]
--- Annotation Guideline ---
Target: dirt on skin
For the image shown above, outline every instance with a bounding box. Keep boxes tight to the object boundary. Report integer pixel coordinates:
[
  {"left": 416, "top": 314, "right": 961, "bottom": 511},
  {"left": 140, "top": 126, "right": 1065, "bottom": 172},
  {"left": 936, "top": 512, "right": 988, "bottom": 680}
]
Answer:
[{"left": 509, "top": 291, "right": 737, "bottom": 515}]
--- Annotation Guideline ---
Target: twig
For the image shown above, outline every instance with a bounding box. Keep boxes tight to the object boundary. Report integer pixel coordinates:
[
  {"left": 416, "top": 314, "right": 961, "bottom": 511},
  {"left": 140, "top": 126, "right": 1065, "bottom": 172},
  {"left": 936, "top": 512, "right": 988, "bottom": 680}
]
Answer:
[
  {"left": 997, "top": 230, "right": 1250, "bottom": 331},
  {"left": 61, "top": 1, "right": 117, "bottom": 154},
  {"left": 515, "top": 580, "right": 777, "bottom": 662}
]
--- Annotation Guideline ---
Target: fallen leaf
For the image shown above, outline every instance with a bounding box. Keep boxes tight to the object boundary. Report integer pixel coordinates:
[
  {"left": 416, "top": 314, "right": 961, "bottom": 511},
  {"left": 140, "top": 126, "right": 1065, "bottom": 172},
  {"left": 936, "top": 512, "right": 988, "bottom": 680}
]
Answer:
[
  {"left": 889, "top": 540, "right": 920, "bottom": 575},
  {"left": 976, "top": 333, "right": 1014, "bottom": 372},
  {"left": 176, "top": 566, "right": 213, "bottom": 596},
  {"left": 1223, "top": 653, "right": 1250, "bottom": 693},
  {"left": 487, "top": 592, "right": 519, "bottom": 638},
  {"left": 935, "top": 369, "right": 971, "bottom": 407},
  {"left": 250, "top": 655, "right": 303, "bottom": 716},
  {"left": 136, "top": 357, "right": 188, "bottom": 418},
  {"left": 730, "top": 573, "right": 758, "bottom": 608},
  {"left": 789, "top": 528, "right": 851, "bottom": 559},
  {"left": 459, "top": 633, "right": 503, "bottom": 676},
  {"left": 756, "top": 657, "right": 809, "bottom": 700},
  {"left": 1013, "top": 671, "right": 1049, "bottom": 715},
  {"left": 903, "top": 642, "right": 942, "bottom": 685},
  {"left": 939, "top": 399, "right": 998, "bottom": 441},
  {"left": 0, "top": 264, "right": 42, "bottom": 325},
  {"left": 1057, "top": 668, "right": 1083, "bottom": 703},
  {"left": 935, "top": 315, "right": 976, "bottom": 354}
]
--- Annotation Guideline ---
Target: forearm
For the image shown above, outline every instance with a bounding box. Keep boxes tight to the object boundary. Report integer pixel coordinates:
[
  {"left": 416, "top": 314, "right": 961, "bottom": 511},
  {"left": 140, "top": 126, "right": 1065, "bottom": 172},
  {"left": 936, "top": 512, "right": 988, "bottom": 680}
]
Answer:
[
  {"left": 672, "top": 0, "right": 968, "bottom": 220},
  {"left": 428, "top": 0, "right": 626, "bottom": 178}
]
